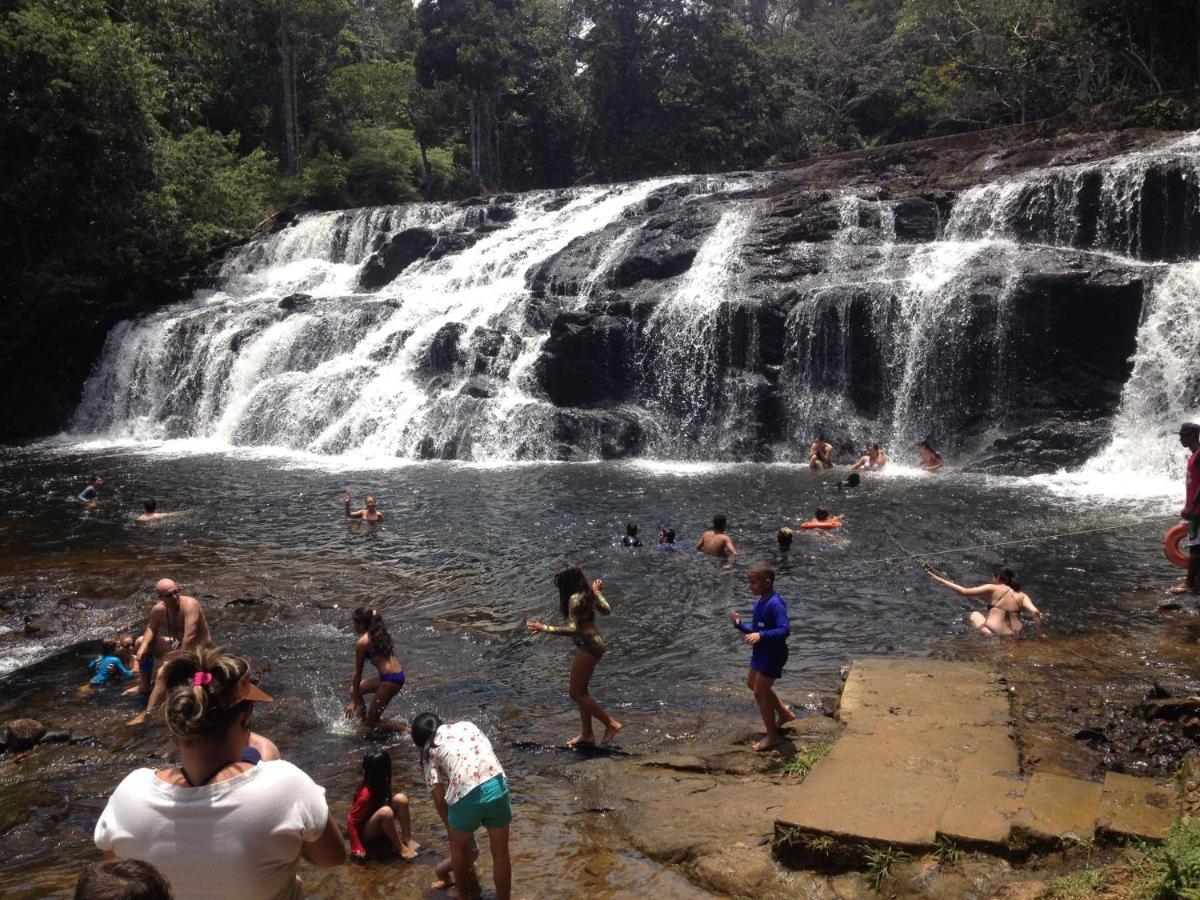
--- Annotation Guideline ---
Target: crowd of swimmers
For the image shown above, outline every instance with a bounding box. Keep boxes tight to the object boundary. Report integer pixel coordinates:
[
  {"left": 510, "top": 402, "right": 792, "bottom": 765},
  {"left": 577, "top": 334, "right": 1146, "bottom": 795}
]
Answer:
[{"left": 68, "top": 422, "right": 1200, "bottom": 899}]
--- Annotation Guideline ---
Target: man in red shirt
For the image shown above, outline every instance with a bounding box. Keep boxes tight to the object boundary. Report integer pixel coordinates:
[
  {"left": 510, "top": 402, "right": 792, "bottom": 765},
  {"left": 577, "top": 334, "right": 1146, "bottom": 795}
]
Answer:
[{"left": 1171, "top": 422, "right": 1200, "bottom": 595}]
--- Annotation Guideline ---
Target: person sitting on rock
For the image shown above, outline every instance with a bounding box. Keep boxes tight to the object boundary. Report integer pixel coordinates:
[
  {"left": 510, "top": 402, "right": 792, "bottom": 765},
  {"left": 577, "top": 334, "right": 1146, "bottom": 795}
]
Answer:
[
  {"left": 809, "top": 435, "right": 834, "bottom": 470},
  {"left": 88, "top": 636, "right": 136, "bottom": 686}
]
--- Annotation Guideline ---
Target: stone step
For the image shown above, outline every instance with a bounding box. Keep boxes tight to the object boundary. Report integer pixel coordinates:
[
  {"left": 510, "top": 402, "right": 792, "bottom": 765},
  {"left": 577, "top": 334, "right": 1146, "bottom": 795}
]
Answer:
[
  {"left": 937, "top": 774, "right": 1026, "bottom": 850},
  {"left": 1096, "top": 771, "right": 1179, "bottom": 842},
  {"left": 1009, "top": 771, "right": 1103, "bottom": 847}
]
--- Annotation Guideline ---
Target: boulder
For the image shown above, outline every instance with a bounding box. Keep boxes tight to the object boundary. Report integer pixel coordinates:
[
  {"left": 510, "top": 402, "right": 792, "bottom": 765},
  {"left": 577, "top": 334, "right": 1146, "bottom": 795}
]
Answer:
[
  {"left": 891, "top": 198, "right": 940, "bottom": 241},
  {"left": 422, "top": 323, "right": 467, "bottom": 375},
  {"left": 428, "top": 231, "right": 483, "bottom": 261},
  {"left": 277, "top": 293, "right": 313, "bottom": 312},
  {"left": 536, "top": 313, "right": 634, "bottom": 406},
  {"left": 4, "top": 719, "right": 46, "bottom": 752},
  {"left": 358, "top": 227, "right": 437, "bottom": 289}
]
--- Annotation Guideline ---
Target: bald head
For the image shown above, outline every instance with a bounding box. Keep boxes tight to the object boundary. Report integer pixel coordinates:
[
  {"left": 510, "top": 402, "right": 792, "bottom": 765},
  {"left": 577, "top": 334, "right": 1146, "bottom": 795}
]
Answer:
[{"left": 155, "top": 578, "right": 180, "bottom": 599}]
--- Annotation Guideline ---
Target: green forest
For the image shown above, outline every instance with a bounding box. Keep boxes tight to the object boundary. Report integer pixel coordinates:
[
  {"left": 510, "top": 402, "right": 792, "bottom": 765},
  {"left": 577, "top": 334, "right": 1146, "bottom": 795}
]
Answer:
[{"left": 1, "top": 0, "right": 1198, "bottom": 412}]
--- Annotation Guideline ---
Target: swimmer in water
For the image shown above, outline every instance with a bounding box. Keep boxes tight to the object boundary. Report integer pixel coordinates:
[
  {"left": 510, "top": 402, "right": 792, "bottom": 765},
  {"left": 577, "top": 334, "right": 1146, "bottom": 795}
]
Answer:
[
  {"left": 837, "top": 472, "right": 861, "bottom": 490},
  {"left": 655, "top": 527, "right": 679, "bottom": 551},
  {"left": 622, "top": 522, "right": 642, "bottom": 547},
  {"left": 925, "top": 565, "right": 1043, "bottom": 637},
  {"left": 696, "top": 514, "right": 738, "bottom": 559},
  {"left": 777, "top": 527, "right": 793, "bottom": 552},
  {"left": 347, "top": 607, "right": 407, "bottom": 731},
  {"left": 78, "top": 474, "right": 102, "bottom": 507},
  {"left": 135, "top": 499, "right": 189, "bottom": 522},
  {"left": 808, "top": 435, "right": 834, "bottom": 470},
  {"left": 87, "top": 636, "right": 136, "bottom": 686},
  {"left": 344, "top": 492, "right": 384, "bottom": 522},
  {"left": 527, "top": 564, "right": 622, "bottom": 746},
  {"left": 849, "top": 444, "right": 887, "bottom": 472},
  {"left": 917, "top": 439, "right": 944, "bottom": 471}
]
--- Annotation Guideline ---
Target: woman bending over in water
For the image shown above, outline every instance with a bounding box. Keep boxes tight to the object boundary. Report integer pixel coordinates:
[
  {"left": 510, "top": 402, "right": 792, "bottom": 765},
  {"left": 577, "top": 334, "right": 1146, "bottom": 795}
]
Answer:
[
  {"left": 347, "top": 608, "right": 407, "bottom": 731},
  {"left": 926, "top": 565, "right": 1043, "bottom": 637},
  {"left": 916, "top": 439, "right": 944, "bottom": 471},
  {"left": 527, "top": 564, "right": 623, "bottom": 746}
]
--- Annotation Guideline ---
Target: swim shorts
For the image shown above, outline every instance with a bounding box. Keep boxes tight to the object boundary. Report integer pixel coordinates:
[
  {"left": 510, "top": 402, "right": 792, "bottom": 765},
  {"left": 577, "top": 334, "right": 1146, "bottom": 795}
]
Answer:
[
  {"left": 447, "top": 775, "right": 512, "bottom": 834},
  {"left": 751, "top": 645, "right": 788, "bottom": 680},
  {"left": 139, "top": 655, "right": 154, "bottom": 673}
]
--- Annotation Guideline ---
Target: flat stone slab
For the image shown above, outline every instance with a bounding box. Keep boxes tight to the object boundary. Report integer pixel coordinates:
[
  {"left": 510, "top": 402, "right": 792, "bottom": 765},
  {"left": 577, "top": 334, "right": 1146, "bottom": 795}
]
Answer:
[
  {"left": 938, "top": 774, "right": 1026, "bottom": 849},
  {"left": 1011, "top": 772, "right": 1103, "bottom": 844},
  {"left": 777, "top": 755, "right": 950, "bottom": 846},
  {"left": 838, "top": 659, "right": 1011, "bottom": 730},
  {"left": 1096, "top": 772, "right": 1178, "bottom": 842}
]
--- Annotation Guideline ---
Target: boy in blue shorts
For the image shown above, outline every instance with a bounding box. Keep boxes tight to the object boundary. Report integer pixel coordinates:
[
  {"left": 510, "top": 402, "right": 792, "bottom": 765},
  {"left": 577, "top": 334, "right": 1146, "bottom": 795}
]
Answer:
[{"left": 731, "top": 561, "right": 795, "bottom": 751}]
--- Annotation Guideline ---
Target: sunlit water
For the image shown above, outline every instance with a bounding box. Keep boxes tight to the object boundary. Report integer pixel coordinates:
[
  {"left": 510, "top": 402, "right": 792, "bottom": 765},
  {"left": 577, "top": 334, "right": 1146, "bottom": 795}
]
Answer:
[{"left": 0, "top": 443, "right": 1191, "bottom": 896}]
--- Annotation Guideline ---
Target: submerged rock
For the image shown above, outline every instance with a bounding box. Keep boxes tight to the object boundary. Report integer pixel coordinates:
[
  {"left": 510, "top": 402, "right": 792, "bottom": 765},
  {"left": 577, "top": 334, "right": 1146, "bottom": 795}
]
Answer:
[{"left": 4, "top": 719, "right": 46, "bottom": 752}]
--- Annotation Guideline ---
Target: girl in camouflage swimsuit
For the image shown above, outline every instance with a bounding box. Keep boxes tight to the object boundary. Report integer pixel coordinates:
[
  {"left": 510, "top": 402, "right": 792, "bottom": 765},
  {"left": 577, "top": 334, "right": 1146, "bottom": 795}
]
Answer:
[{"left": 527, "top": 564, "right": 623, "bottom": 747}]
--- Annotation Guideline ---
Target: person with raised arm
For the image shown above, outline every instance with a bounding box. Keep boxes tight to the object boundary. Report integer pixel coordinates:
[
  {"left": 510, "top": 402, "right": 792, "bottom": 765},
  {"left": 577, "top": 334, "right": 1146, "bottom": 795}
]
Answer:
[
  {"left": 343, "top": 492, "right": 383, "bottom": 522},
  {"left": 925, "top": 564, "right": 1043, "bottom": 637}
]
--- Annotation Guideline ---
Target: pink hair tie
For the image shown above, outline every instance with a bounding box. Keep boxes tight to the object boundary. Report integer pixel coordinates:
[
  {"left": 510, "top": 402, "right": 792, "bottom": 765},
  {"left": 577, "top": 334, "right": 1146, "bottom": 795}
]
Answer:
[{"left": 192, "top": 672, "right": 213, "bottom": 687}]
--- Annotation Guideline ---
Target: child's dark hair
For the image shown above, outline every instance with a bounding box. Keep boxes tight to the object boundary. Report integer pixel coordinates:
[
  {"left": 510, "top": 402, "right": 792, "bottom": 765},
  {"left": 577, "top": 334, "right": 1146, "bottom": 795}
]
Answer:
[
  {"left": 100, "top": 636, "right": 118, "bottom": 657},
  {"left": 712, "top": 514, "right": 727, "bottom": 532},
  {"left": 352, "top": 607, "right": 394, "bottom": 660},
  {"left": 664, "top": 527, "right": 675, "bottom": 543},
  {"left": 411, "top": 711, "right": 444, "bottom": 768},
  {"left": 143, "top": 499, "right": 157, "bottom": 513},
  {"left": 815, "top": 507, "right": 830, "bottom": 521},
  {"left": 625, "top": 522, "right": 638, "bottom": 536},
  {"left": 993, "top": 565, "right": 1021, "bottom": 592},
  {"left": 554, "top": 564, "right": 595, "bottom": 619},
  {"left": 361, "top": 749, "right": 393, "bottom": 811},
  {"left": 75, "top": 858, "right": 173, "bottom": 900}
]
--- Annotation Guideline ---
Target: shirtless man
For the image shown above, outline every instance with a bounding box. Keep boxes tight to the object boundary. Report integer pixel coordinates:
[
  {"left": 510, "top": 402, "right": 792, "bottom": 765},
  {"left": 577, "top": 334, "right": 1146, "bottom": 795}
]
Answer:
[
  {"left": 925, "top": 565, "right": 1043, "bottom": 637},
  {"left": 808, "top": 435, "right": 834, "bottom": 470},
  {"left": 135, "top": 499, "right": 187, "bottom": 522},
  {"left": 696, "top": 515, "right": 738, "bottom": 559},
  {"left": 125, "top": 578, "right": 213, "bottom": 725},
  {"left": 850, "top": 444, "right": 887, "bottom": 472},
  {"left": 344, "top": 492, "right": 384, "bottom": 522},
  {"left": 1169, "top": 422, "right": 1200, "bottom": 595}
]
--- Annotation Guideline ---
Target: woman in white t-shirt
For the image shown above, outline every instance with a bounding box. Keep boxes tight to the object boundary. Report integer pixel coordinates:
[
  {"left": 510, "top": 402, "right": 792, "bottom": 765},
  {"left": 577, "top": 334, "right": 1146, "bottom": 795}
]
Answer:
[
  {"left": 94, "top": 647, "right": 346, "bottom": 900},
  {"left": 412, "top": 712, "right": 512, "bottom": 900}
]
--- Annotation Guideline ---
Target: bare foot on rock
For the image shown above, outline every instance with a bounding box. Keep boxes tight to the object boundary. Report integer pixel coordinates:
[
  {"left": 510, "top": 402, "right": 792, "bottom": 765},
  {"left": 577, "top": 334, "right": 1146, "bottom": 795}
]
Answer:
[
  {"left": 777, "top": 707, "right": 797, "bottom": 728},
  {"left": 753, "top": 736, "right": 782, "bottom": 752},
  {"left": 566, "top": 733, "right": 595, "bottom": 747},
  {"left": 602, "top": 721, "right": 623, "bottom": 745},
  {"left": 1167, "top": 581, "right": 1195, "bottom": 595},
  {"left": 400, "top": 840, "right": 420, "bottom": 860}
]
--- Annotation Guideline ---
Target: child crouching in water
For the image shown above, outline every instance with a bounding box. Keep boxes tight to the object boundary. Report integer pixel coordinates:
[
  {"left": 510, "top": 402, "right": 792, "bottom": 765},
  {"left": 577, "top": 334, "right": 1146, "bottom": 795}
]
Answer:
[
  {"left": 347, "top": 750, "right": 420, "bottom": 862},
  {"left": 86, "top": 636, "right": 136, "bottom": 687},
  {"left": 731, "top": 561, "right": 794, "bottom": 751}
]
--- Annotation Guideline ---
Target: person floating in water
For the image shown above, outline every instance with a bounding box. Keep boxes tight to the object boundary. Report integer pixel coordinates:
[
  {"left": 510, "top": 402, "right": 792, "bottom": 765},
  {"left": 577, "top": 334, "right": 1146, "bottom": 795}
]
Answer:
[
  {"left": 346, "top": 749, "right": 420, "bottom": 862},
  {"left": 802, "top": 507, "right": 842, "bottom": 529},
  {"left": 837, "top": 472, "right": 861, "bottom": 491},
  {"left": 347, "top": 607, "right": 407, "bottom": 731},
  {"left": 344, "top": 492, "right": 383, "bottom": 522},
  {"left": 925, "top": 564, "right": 1043, "bottom": 637},
  {"left": 850, "top": 444, "right": 887, "bottom": 472},
  {"left": 126, "top": 579, "right": 213, "bottom": 725},
  {"left": 696, "top": 514, "right": 738, "bottom": 559},
  {"left": 88, "top": 636, "right": 136, "bottom": 686},
  {"left": 917, "top": 439, "right": 944, "bottom": 471},
  {"left": 731, "top": 561, "right": 794, "bottom": 751},
  {"left": 135, "top": 500, "right": 189, "bottom": 522},
  {"left": 777, "top": 527, "right": 793, "bottom": 552},
  {"left": 622, "top": 523, "right": 642, "bottom": 547},
  {"left": 527, "top": 564, "right": 622, "bottom": 746},
  {"left": 808, "top": 435, "right": 834, "bottom": 470},
  {"left": 1169, "top": 422, "right": 1200, "bottom": 596},
  {"left": 78, "top": 474, "right": 102, "bottom": 506},
  {"left": 655, "top": 527, "right": 679, "bottom": 551}
]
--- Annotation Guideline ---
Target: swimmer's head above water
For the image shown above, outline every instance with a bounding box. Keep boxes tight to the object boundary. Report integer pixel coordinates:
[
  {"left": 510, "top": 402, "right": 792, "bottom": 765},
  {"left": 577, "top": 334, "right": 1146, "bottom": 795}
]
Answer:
[
  {"left": 143, "top": 499, "right": 157, "bottom": 514},
  {"left": 814, "top": 507, "right": 830, "bottom": 522},
  {"left": 625, "top": 522, "right": 638, "bottom": 538},
  {"left": 777, "top": 527, "right": 793, "bottom": 551},
  {"left": 712, "top": 514, "right": 728, "bottom": 533},
  {"left": 992, "top": 565, "right": 1020, "bottom": 591}
]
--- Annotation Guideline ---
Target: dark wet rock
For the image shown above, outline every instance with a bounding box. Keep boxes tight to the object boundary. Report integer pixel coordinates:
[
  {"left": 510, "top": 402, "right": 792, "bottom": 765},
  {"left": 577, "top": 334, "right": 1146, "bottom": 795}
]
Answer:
[
  {"left": 359, "top": 227, "right": 437, "bottom": 289},
  {"left": 368, "top": 329, "right": 412, "bottom": 363},
  {"left": 5, "top": 719, "right": 46, "bottom": 752},
  {"left": 542, "top": 194, "right": 571, "bottom": 212},
  {"left": 892, "top": 198, "right": 941, "bottom": 241},
  {"left": 609, "top": 205, "right": 720, "bottom": 288},
  {"left": 460, "top": 376, "right": 495, "bottom": 399},
  {"left": 1135, "top": 697, "right": 1200, "bottom": 721},
  {"left": 422, "top": 323, "right": 467, "bottom": 375},
  {"left": 23, "top": 613, "right": 59, "bottom": 636},
  {"left": 428, "top": 231, "right": 483, "bottom": 261},
  {"left": 40, "top": 730, "right": 71, "bottom": 744},
  {"left": 277, "top": 293, "right": 313, "bottom": 312},
  {"left": 536, "top": 313, "right": 633, "bottom": 406},
  {"left": 486, "top": 204, "right": 517, "bottom": 224}
]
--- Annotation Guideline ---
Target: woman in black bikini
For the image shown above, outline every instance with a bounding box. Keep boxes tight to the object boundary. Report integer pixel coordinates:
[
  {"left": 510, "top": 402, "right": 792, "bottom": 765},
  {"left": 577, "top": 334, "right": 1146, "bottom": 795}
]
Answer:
[
  {"left": 347, "top": 608, "right": 407, "bottom": 731},
  {"left": 925, "top": 565, "right": 1043, "bottom": 637},
  {"left": 527, "top": 564, "right": 623, "bottom": 746}
]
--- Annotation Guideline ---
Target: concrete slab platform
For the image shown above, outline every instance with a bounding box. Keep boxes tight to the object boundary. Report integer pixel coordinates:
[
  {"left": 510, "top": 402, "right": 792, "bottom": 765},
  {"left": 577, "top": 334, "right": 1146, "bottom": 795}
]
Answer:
[
  {"left": 1011, "top": 772, "right": 1103, "bottom": 844},
  {"left": 838, "top": 659, "right": 1010, "bottom": 730},
  {"left": 937, "top": 774, "right": 1025, "bottom": 849},
  {"left": 776, "top": 756, "right": 950, "bottom": 846},
  {"left": 1096, "top": 772, "right": 1178, "bottom": 843}
]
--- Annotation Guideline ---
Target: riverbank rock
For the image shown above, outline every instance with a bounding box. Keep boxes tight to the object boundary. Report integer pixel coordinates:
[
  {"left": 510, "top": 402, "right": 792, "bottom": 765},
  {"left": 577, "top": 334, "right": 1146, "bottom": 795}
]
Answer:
[
  {"left": 359, "top": 227, "right": 437, "bottom": 289},
  {"left": 4, "top": 719, "right": 47, "bottom": 752}
]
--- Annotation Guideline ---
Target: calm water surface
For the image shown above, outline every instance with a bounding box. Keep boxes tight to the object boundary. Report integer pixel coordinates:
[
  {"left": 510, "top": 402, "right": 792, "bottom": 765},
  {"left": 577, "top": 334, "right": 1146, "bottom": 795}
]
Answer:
[{"left": 0, "top": 444, "right": 1184, "bottom": 897}]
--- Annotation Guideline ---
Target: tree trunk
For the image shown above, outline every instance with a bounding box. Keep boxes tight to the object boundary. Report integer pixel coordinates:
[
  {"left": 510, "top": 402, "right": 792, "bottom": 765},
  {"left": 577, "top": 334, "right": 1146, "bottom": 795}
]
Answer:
[
  {"left": 419, "top": 141, "right": 432, "bottom": 195},
  {"left": 278, "top": 4, "right": 300, "bottom": 176}
]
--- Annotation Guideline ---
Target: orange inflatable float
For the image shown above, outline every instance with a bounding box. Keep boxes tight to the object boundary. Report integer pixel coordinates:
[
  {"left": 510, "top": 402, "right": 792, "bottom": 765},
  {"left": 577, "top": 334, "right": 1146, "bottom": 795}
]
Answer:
[
  {"left": 801, "top": 518, "right": 843, "bottom": 530},
  {"left": 1165, "top": 522, "right": 1191, "bottom": 568}
]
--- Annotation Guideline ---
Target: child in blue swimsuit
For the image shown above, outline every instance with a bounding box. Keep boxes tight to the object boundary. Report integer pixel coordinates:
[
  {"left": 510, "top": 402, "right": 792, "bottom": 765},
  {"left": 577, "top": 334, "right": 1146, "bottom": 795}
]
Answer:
[
  {"left": 731, "top": 561, "right": 794, "bottom": 751},
  {"left": 88, "top": 637, "right": 136, "bottom": 686}
]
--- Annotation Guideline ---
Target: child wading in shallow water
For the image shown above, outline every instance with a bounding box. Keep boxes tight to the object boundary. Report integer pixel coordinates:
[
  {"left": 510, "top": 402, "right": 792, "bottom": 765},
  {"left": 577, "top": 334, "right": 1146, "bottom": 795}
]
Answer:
[
  {"left": 347, "top": 607, "right": 407, "bottom": 731},
  {"left": 527, "top": 564, "right": 623, "bottom": 746},
  {"left": 347, "top": 750, "right": 420, "bottom": 862},
  {"left": 731, "top": 561, "right": 794, "bottom": 751}
]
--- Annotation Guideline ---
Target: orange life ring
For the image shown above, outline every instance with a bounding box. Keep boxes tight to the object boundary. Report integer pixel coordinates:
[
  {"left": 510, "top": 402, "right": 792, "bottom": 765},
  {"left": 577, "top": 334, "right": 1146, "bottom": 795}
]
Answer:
[
  {"left": 801, "top": 518, "right": 843, "bottom": 530},
  {"left": 1165, "top": 522, "right": 1191, "bottom": 569}
]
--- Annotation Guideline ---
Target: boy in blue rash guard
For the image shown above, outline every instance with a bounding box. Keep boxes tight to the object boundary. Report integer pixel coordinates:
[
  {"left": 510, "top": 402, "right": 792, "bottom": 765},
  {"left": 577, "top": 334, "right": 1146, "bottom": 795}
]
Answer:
[
  {"left": 731, "top": 561, "right": 795, "bottom": 751},
  {"left": 88, "top": 637, "right": 136, "bottom": 685}
]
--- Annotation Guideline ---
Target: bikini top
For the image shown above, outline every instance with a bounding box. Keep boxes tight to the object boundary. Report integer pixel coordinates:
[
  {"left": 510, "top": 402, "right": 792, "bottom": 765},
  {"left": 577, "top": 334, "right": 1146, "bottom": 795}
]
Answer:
[{"left": 990, "top": 588, "right": 1022, "bottom": 629}]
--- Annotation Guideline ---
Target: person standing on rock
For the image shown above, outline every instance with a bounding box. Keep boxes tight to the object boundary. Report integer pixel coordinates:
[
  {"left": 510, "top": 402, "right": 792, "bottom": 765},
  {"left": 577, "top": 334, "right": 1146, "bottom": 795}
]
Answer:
[
  {"left": 731, "top": 561, "right": 794, "bottom": 752},
  {"left": 1169, "top": 422, "right": 1200, "bottom": 595},
  {"left": 809, "top": 435, "right": 834, "bottom": 470},
  {"left": 125, "top": 579, "right": 213, "bottom": 725}
]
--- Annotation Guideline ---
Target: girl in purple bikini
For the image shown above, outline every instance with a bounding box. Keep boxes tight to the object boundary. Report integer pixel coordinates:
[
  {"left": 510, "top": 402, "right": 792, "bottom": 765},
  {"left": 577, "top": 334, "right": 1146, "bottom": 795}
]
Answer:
[{"left": 347, "top": 608, "right": 407, "bottom": 731}]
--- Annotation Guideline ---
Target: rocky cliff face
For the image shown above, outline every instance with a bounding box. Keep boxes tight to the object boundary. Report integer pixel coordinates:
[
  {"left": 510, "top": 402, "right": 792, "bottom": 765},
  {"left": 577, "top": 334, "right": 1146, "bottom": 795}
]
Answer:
[{"left": 66, "top": 129, "right": 1200, "bottom": 472}]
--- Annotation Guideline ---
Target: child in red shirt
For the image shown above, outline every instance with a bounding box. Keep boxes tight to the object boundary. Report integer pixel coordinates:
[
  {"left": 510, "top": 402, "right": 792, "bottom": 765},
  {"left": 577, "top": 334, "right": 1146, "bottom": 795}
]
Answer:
[{"left": 346, "top": 750, "right": 420, "bottom": 861}]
